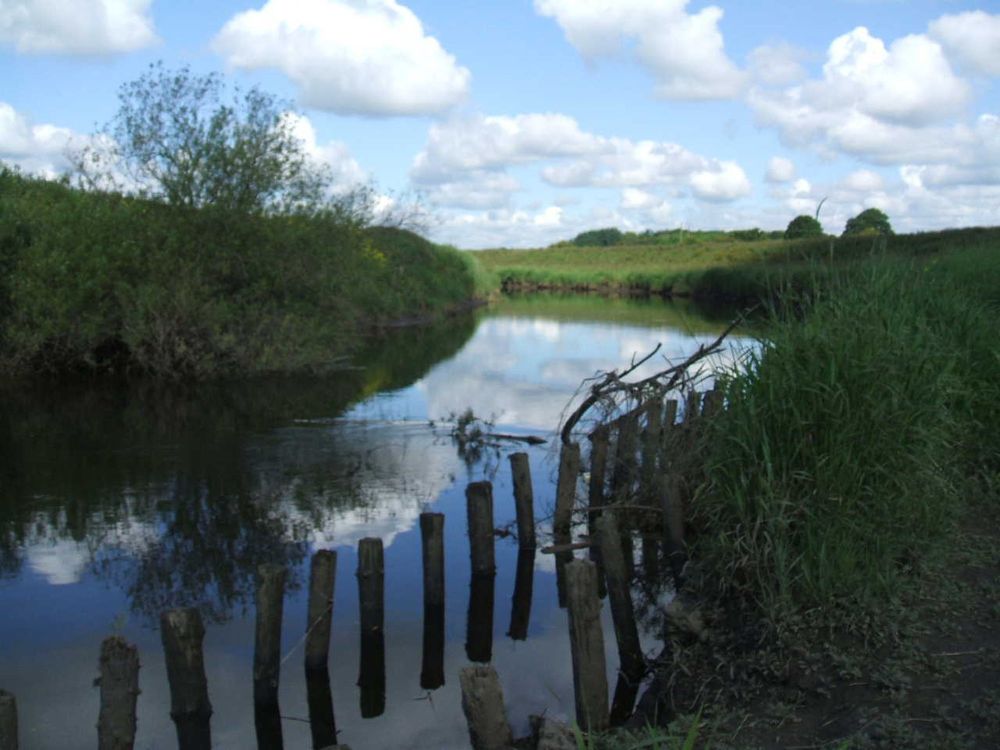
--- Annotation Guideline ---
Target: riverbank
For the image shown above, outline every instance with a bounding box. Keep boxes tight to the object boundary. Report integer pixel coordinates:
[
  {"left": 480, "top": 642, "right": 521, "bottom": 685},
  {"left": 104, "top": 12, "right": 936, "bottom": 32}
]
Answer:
[
  {"left": 572, "top": 239, "right": 1000, "bottom": 748},
  {"left": 0, "top": 169, "right": 487, "bottom": 380}
]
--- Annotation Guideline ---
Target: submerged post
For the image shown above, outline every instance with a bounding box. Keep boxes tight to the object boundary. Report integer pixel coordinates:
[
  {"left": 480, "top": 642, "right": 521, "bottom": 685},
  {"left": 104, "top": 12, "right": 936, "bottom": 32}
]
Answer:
[
  {"left": 459, "top": 666, "right": 514, "bottom": 750},
  {"left": 466, "top": 482, "right": 496, "bottom": 577},
  {"left": 565, "top": 560, "right": 610, "bottom": 732},
  {"left": 0, "top": 690, "right": 17, "bottom": 750},
  {"left": 305, "top": 550, "right": 337, "bottom": 673},
  {"left": 588, "top": 425, "right": 611, "bottom": 598},
  {"left": 640, "top": 399, "right": 663, "bottom": 502},
  {"left": 97, "top": 636, "right": 139, "bottom": 750},
  {"left": 357, "top": 538, "right": 386, "bottom": 718},
  {"left": 306, "top": 668, "right": 338, "bottom": 750},
  {"left": 420, "top": 513, "right": 446, "bottom": 690},
  {"left": 660, "top": 474, "right": 687, "bottom": 589},
  {"left": 254, "top": 564, "right": 287, "bottom": 708},
  {"left": 507, "top": 546, "right": 535, "bottom": 641},
  {"left": 509, "top": 453, "right": 536, "bottom": 549},
  {"left": 160, "top": 608, "right": 212, "bottom": 750}
]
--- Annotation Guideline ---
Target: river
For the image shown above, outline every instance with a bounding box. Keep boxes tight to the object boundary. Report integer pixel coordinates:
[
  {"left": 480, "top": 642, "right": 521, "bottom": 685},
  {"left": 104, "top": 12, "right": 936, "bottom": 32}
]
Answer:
[{"left": 0, "top": 294, "right": 744, "bottom": 749}]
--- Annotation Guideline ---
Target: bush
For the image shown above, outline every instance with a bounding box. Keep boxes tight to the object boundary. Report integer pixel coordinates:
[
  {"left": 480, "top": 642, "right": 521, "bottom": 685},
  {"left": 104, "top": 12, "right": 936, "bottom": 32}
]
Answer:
[
  {"left": 843, "top": 208, "right": 893, "bottom": 237},
  {"left": 572, "top": 227, "right": 624, "bottom": 247},
  {"left": 784, "top": 214, "right": 823, "bottom": 239}
]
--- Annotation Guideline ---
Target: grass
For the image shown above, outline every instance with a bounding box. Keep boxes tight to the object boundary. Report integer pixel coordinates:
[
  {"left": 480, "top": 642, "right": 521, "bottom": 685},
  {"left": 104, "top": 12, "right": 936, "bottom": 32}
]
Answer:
[
  {"left": 471, "top": 227, "right": 1000, "bottom": 304},
  {"left": 0, "top": 168, "right": 484, "bottom": 379}
]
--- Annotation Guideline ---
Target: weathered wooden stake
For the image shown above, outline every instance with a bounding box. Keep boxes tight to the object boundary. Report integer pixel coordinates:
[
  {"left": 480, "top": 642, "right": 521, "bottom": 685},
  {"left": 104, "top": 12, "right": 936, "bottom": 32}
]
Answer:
[
  {"left": 597, "top": 514, "right": 644, "bottom": 686},
  {"left": 357, "top": 538, "right": 385, "bottom": 718},
  {"left": 306, "top": 667, "right": 337, "bottom": 750},
  {"left": 305, "top": 550, "right": 337, "bottom": 673},
  {"left": 684, "top": 390, "right": 701, "bottom": 423},
  {"left": 97, "top": 636, "right": 139, "bottom": 750},
  {"left": 254, "top": 564, "right": 287, "bottom": 708},
  {"left": 509, "top": 453, "right": 536, "bottom": 549},
  {"left": 662, "top": 398, "right": 679, "bottom": 428},
  {"left": 610, "top": 671, "right": 641, "bottom": 728},
  {"left": 565, "top": 559, "right": 610, "bottom": 732},
  {"left": 160, "top": 608, "right": 212, "bottom": 750},
  {"left": 459, "top": 666, "right": 514, "bottom": 750},
  {"left": 610, "top": 414, "right": 639, "bottom": 504},
  {"left": 587, "top": 425, "right": 611, "bottom": 599},
  {"left": 465, "top": 574, "right": 496, "bottom": 663},
  {"left": 553, "top": 442, "right": 581, "bottom": 539},
  {"left": 641, "top": 535, "right": 661, "bottom": 583},
  {"left": 420, "top": 513, "right": 445, "bottom": 690},
  {"left": 702, "top": 387, "right": 724, "bottom": 418},
  {"left": 0, "top": 690, "right": 17, "bottom": 750},
  {"left": 254, "top": 702, "right": 283, "bottom": 750},
  {"left": 466, "top": 482, "right": 496, "bottom": 577},
  {"left": 660, "top": 474, "right": 687, "bottom": 588},
  {"left": 639, "top": 399, "right": 663, "bottom": 500},
  {"left": 507, "top": 546, "right": 535, "bottom": 641}
]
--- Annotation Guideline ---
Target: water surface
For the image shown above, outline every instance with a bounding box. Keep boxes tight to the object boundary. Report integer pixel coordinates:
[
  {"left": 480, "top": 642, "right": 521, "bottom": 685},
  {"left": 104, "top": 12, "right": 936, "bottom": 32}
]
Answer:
[{"left": 0, "top": 294, "right": 740, "bottom": 749}]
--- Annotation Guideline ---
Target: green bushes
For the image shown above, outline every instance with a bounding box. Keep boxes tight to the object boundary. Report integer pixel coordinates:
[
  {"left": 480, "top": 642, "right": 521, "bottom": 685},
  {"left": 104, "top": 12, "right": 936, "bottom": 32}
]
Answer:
[
  {"left": 0, "top": 169, "right": 479, "bottom": 378},
  {"left": 690, "top": 259, "right": 999, "bottom": 620}
]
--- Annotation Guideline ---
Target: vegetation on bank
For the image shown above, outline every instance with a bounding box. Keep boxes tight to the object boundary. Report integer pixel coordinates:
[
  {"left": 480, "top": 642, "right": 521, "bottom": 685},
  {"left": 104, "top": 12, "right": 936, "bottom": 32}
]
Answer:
[
  {"left": 0, "top": 168, "right": 481, "bottom": 378},
  {"left": 473, "top": 225, "right": 1000, "bottom": 303}
]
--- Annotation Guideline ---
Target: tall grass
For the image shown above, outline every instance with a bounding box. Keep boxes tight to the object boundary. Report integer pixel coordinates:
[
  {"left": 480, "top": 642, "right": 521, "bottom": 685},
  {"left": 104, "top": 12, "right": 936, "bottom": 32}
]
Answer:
[{"left": 689, "top": 258, "right": 999, "bottom": 619}]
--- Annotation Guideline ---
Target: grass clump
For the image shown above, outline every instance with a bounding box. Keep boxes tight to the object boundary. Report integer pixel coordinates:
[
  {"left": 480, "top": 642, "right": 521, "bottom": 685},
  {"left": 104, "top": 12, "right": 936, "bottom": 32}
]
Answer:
[{"left": 690, "top": 259, "right": 999, "bottom": 621}]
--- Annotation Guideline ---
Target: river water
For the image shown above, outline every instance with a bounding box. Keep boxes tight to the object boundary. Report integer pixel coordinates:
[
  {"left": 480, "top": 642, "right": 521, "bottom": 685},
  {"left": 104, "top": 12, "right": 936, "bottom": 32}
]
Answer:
[{"left": 0, "top": 294, "right": 742, "bottom": 749}]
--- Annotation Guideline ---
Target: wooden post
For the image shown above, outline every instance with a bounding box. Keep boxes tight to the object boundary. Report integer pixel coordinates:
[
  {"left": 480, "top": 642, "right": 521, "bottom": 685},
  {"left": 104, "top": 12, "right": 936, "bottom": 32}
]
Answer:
[
  {"left": 466, "top": 482, "right": 496, "bottom": 577},
  {"left": 565, "top": 560, "right": 609, "bottom": 732},
  {"left": 660, "top": 474, "right": 687, "bottom": 589},
  {"left": 459, "top": 666, "right": 514, "bottom": 750},
  {"left": 465, "top": 574, "right": 495, "bottom": 663},
  {"left": 610, "top": 414, "right": 638, "bottom": 504},
  {"left": 253, "top": 703, "right": 283, "bottom": 750},
  {"left": 306, "top": 668, "right": 337, "bottom": 750},
  {"left": 420, "top": 513, "right": 445, "bottom": 690},
  {"left": 553, "top": 442, "right": 581, "bottom": 539},
  {"left": 596, "top": 514, "right": 644, "bottom": 686},
  {"left": 254, "top": 564, "right": 287, "bottom": 708},
  {"left": 639, "top": 399, "right": 663, "bottom": 502},
  {"left": 305, "top": 550, "right": 337, "bottom": 673},
  {"left": 509, "top": 453, "right": 536, "bottom": 549},
  {"left": 702, "top": 387, "right": 724, "bottom": 418},
  {"left": 684, "top": 390, "right": 701, "bottom": 423},
  {"left": 641, "top": 535, "right": 661, "bottom": 583},
  {"left": 97, "top": 636, "right": 139, "bottom": 750},
  {"left": 587, "top": 426, "right": 611, "bottom": 599},
  {"left": 507, "top": 546, "right": 535, "bottom": 641},
  {"left": 357, "top": 538, "right": 385, "bottom": 718},
  {"left": 0, "top": 690, "right": 17, "bottom": 750},
  {"left": 160, "top": 608, "right": 212, "bottom": 750},
  {"left": 662, "top": 399, "right": 679, "bottom": 428}
]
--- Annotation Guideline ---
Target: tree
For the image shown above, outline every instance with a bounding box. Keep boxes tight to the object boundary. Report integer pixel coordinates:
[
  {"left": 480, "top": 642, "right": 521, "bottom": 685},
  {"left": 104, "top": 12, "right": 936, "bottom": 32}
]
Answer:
[
  {"left": 572, "top": 227, "right": 623, "bottom": 247},
  {"left": 72, "top": 63, "right": 335, "bottom": 216},
  {"left": 843, "top": 208, "right": 893, "bottom": 237},
  {"left": 784, "top": 214, "right": 823, "bottom": 240}
]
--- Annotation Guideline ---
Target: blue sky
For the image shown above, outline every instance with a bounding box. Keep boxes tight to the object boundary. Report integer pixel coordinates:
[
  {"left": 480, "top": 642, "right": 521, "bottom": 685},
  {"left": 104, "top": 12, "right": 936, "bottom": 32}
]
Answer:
[{"left": 1, "top": 0, "right": 997, "bottom": 248}]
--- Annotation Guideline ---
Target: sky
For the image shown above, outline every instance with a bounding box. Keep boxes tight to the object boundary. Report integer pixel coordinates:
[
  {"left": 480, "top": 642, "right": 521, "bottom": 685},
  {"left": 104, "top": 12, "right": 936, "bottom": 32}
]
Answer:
[{"left": 1, "top": 0, "right": 998, "bottom": 249}]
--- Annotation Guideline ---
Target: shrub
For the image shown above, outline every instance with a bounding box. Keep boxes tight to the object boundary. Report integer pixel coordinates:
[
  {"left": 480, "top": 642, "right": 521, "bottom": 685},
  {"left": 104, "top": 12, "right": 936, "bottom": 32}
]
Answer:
[
  {"left": 843, "top": 208, "right": 893, "bottom": 237},
  {"left": 784, "top": 214, "right": 823, "bottom": 239}
]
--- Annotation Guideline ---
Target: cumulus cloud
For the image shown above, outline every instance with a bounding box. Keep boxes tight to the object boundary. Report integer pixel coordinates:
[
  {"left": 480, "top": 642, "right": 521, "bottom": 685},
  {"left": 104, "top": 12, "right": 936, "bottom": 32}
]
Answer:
[
  {"left": 748, "top": 26, "right": 981, "bottom": 168},
  {"left": 929, "top": 11, "right": 1000, "bottom": 77},
  {"left": 213, "top": 0, "right": 470, "bottom": 117},
  {"left": 765, "top": 156, "right": 795, "bottom": 183},
  {"left": 0, "top": 0, "right": 157, "bottom": 55},
  {"left": 748, "top": 42, "right": 808, "bottom": 86},
  {"left": 281, "top": 112, "right": 368, "bottom": 192},
  {"left": 535, "top": 0, "right": 744, "bottom": 100},
  {"left": 411, "top": 113, "right": 752, "bottom": 210},
  {"left": 0, "top": 101, "right": 77, "bottom": 175},
  {"left": 689, "top": 160, "right": 751, "bottom": 201}
]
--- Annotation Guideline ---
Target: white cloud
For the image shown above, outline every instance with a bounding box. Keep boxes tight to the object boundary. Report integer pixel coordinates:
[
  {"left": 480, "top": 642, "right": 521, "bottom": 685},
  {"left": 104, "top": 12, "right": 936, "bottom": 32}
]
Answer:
[
  {"left": 213, "top": 0, "right": 470, "bottom": 117},
  {"left": 929, "top": 11, "right": 1000, "bottom": 77},
  {"left": 748, "top": 26, "right": 981, "bottom": 169},
  {"left": 620, "top": 187, "right": 660, "bottom": 210},
  {"left": 0, "top": 101, "right": 76, "bottom": 175},
  {"left": 0, "top": 0, "right": 157, "bottom": 55},
  {"left": 689, "top": 160, "right": 751, "bottom": 202},
  {"left": 535, "top": 0, "right": 744, "bottom": 100},
  {"left": 748, "top": 42, "right": 808, "bottom": 86},
  {"left": 412, "top": 113, "right": 752, "bottom": 208},
  {"left": 841, "top": 169, "right": 884, "bottom": 193},
  {"left": 765, "top": 156, "right": 795, "bottom": 183}
]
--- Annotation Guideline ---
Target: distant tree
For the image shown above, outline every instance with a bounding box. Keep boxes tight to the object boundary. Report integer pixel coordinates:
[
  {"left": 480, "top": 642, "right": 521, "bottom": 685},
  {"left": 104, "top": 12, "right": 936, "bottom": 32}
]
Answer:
[
  {"left": 71, "top": 62, "right": 339, "bottom": 217},
  {"left": 784, "top": 215, "right": 823, "bottom": 240},
  {"left": 572, "top": 227, "right": 624, "bottom": 247},
  {"left": 843, "top": 208, "right": 893, "bottom": 237}
]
